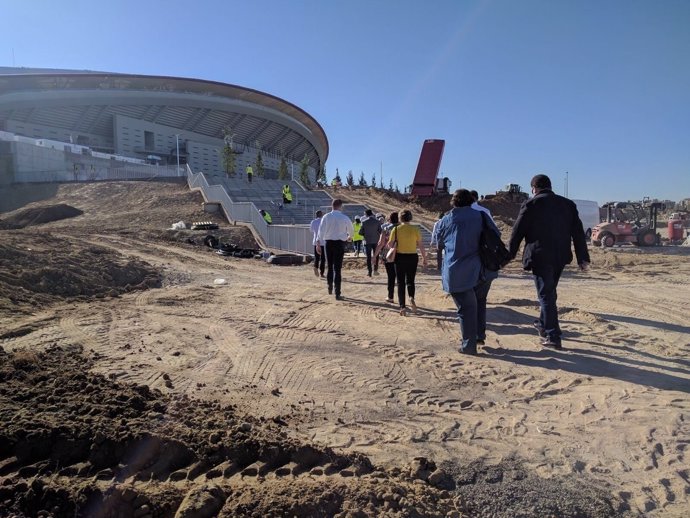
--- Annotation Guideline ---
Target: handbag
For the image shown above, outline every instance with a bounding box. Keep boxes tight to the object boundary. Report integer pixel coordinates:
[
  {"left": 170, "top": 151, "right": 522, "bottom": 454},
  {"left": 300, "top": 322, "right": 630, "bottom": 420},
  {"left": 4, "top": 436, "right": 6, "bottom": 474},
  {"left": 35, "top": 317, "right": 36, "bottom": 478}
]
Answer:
[
  {"left": 478, "top": 212, "right": 511, "bottom": 271},
  {"left": 385, "top": 228, "right": 398, "bottom": 263}
]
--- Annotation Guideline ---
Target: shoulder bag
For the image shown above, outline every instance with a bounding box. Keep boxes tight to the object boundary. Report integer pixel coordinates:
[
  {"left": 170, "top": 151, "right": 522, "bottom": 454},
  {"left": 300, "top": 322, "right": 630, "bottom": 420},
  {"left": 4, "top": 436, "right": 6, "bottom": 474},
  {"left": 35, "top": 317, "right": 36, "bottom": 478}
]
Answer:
[
  {"left": 385, "top": 228, "right": 398, "bottom": 263},
  {"left": 478, "top": 212, "right": 511, "bottom": 271}
]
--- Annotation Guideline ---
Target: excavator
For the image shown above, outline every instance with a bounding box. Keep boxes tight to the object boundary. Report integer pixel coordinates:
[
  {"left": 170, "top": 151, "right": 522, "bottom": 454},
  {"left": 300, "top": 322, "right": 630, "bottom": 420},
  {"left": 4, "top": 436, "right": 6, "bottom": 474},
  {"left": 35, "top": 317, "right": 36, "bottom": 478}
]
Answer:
[{"left": 591, "top": 200, "right": 665, "bottom": 247}]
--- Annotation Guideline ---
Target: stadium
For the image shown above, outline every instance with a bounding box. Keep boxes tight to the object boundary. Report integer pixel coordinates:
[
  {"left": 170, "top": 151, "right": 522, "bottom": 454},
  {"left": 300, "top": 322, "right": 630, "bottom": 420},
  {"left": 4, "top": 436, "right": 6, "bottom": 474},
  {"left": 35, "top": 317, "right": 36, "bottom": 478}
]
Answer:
[{"left": 0, "top": 67, "right": 328, "bottom": 182}]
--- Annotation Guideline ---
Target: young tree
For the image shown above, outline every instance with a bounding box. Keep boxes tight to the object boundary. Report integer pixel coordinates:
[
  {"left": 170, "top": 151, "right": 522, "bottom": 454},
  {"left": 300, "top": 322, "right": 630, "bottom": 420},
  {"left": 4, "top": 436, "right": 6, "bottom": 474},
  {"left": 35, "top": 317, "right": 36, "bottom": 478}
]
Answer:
[
  {"left": 278, "top": 155, "right": 288, "bottom": 180},
  {"left": 333, "top": 168, "right": 342, "bottom": 185},
  {"left": 394, "top": 183, "right": 400, "bottom": 193},
  {"left": 379, "top": 176, "right": 384, "bottom": 189},
  {"left": 371, "top": 172, "right": 377, "bottom": 187},
  {"left": 346, "top": 170, "right": 355, "bottom": 187},
  {"left": 358, "top": 171, "right": 367, "bottom": 187},
  {"left": 388, "top": 178, "right": 394, "bottom": 191},
  {"left": 299, "top": 154, "right": 310, "bottom": 185},
  {"left": 318, "top": 164, "right": 327, "bottom": 185},
  {"left": 254, "top": 141, "right": 264, "bottom": 177},
  {"left": 221, "top": 127, "right": 236, "bottom": 177}
]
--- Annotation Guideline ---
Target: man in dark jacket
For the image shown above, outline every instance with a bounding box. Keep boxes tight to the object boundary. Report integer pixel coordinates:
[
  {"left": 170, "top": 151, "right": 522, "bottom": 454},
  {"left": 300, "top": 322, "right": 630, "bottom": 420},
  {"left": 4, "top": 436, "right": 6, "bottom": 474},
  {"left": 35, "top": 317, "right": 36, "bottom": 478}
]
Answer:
[
  {"left": 359, "top": 209, "right": 382, "bottom": 277},
  {"left": 509, "top": 174, "right": 590, "bottom": 349}
]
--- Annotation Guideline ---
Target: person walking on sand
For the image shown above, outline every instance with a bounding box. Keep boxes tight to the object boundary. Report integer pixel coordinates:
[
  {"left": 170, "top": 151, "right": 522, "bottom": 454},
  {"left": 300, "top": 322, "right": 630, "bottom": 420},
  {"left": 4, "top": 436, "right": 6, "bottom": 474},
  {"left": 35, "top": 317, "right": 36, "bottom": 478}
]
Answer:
[
  {"left": 430, "top": 212, "right": 446, "bottom": 270},
  {"left": 316, "top": 199, "right": 354, "bottom": 300},
  {"left": 359, "top": 209, "right": 382, "bottom": 277},
  {"left": 374, "top": 212, "right": 399, "bottom": 303},
  {"left": 435, "top": 189, "right": 501, "bottom": 355},
  {"left": 352, "top": 217, "right": 363, "bottom": 257},
  {"left": 471, "top": 190, "right": 498, "bottom": 346},
  {"left": 509, "top": 174, "right": 590, "bottom": 350},
  {"left": 310, "top": 210, "right": 326, "bottom": 278},
  {"left": 387, "top": 209, "right": 428, "bottom": 316}
]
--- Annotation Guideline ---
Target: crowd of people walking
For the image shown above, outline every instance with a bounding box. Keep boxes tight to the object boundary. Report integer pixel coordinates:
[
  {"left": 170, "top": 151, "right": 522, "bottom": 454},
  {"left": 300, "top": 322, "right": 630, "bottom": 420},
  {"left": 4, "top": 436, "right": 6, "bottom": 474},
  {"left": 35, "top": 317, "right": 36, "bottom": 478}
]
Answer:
[{"left": 309, "top": 174, "right": 590, "bottom": 355}]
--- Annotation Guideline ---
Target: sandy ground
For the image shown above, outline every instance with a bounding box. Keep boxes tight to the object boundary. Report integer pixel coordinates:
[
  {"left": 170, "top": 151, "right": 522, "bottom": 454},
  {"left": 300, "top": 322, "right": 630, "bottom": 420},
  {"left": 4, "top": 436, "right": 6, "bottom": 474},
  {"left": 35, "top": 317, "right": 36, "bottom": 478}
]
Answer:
[{"left": 1, "top": 181, "right": 689, "bottom": 518}]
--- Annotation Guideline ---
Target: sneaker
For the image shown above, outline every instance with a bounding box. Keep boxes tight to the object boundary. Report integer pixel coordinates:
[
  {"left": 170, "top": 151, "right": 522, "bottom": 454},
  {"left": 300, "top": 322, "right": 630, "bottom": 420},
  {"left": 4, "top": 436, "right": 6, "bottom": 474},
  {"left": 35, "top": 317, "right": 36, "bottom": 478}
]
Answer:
[
  {"left": 400, "top": 307, "right": 409, "bottom": 316},
  {"left": 335, "top": 294, "right": 344, "bottom": 301},
  {"left": 459, "top": 347, "right": 478, "bottom": 356},
  {"left": 409, "top": 298, "right": 417, "bottom": 312},
  {"left": 476, "top": 339, "right": 485, "bottom": 346},
  {"left": 532, "top": 321, "right": 546, "bottom": 338},
  {"left": 373, "top": 270, "right": 380, "bottom": 276},
  {"left": 385, "top": 298, "right": 394, "bottom": 303},
  {"left": 540, "top": 338, "right": 562, "bottom": 350}
]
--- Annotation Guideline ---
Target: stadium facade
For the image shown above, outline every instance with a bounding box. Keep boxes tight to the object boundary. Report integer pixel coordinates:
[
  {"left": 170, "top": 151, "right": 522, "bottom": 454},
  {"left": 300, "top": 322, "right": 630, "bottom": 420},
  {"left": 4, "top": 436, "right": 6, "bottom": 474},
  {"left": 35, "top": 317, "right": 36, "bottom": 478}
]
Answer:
[{"left": 0, "top": 67, "right": 328, "bottom": 182}]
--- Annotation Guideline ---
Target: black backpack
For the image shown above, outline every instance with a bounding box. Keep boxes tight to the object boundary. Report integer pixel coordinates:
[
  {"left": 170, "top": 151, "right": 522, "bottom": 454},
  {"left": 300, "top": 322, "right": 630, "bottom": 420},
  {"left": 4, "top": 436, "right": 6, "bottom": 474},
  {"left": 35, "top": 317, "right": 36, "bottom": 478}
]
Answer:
[{"left": 478, "top": 212, "right": 511, "bottom": 271}]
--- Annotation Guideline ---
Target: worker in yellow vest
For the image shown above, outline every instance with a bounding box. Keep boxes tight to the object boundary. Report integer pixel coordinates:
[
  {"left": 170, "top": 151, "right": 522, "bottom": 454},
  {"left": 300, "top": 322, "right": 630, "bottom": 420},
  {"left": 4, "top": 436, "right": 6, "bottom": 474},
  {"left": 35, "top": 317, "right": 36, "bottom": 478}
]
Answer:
[
  {"left": 352, "top": 217, "right": 363, "bottom": 257},
  {"left": 260, "top": 209, "right": 272, "bottom": 224},
  {"left": 282, "top": 184, "right": 293, "bottom": 204},
  {"left": 246, "top": 164, "right": 254, "bottom": 183}
]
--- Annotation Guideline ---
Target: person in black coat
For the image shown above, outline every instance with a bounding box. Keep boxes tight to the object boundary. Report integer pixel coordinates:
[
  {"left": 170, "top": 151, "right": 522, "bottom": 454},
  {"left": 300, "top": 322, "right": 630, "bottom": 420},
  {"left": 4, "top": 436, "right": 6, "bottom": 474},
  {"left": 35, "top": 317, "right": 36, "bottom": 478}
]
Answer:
[{"left": 509, "top": 174, "right": 590, "bottom": 349}]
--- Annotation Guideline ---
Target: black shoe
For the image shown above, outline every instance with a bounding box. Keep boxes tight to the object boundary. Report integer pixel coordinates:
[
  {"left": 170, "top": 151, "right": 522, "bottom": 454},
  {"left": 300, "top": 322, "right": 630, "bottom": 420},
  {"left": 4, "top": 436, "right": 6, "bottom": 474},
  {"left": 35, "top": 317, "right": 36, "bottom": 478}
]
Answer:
[
  {"left": 541, "top": 338, "right": 562, "bottom": 350},
  {"left": 328, "top": 287, "right": 333, "bottom": 295},
  {"left": 335, "top": 294, "right": 344, "bottom": 301},
  {"left": 532, "top": 321, "right": 546, "bottom": 338},
  {"left": 459, "top": 347, "right": 478, "bottom": 356},
  {"left": 476, "top": 339, "right": 485, "bottom": 346}
]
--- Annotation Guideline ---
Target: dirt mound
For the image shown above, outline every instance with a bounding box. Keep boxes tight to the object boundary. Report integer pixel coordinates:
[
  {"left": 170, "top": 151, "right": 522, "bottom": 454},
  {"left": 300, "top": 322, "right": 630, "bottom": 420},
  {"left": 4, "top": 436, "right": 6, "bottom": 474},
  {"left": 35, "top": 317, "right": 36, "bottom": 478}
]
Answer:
[
  {"left": 0, "top": 203, "right": 83, "bottom": 229},
  {"left": 332, "top": 187, "right": 523, "bottom": 230},
  {"left": 0, "top": 344, "right": 456, "bottom": 518},
  {"left": 0, "top": 231, "right": 161, "bottom": 318}
]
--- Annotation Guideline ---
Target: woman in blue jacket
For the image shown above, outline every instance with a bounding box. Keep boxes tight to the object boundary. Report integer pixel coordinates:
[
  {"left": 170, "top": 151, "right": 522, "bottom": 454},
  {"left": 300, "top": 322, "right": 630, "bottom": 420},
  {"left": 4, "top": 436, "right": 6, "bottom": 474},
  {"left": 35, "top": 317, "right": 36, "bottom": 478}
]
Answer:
[{"left": 435, "top": 189, "right": 500, "bottom": 355}]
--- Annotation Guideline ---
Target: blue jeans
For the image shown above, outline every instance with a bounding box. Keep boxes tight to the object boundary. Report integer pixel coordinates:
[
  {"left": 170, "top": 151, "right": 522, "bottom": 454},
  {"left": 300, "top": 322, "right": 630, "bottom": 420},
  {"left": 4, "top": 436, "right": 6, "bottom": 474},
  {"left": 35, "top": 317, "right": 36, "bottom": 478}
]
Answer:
[
  {"left": 474, "top": 278, "right": 494, "bottom": 341},
  {"left": 450, "top": 289, "right": 478, "bottom": 352},
  {"left": 533, "top": 264, "right": 564, "bottom": 343}
]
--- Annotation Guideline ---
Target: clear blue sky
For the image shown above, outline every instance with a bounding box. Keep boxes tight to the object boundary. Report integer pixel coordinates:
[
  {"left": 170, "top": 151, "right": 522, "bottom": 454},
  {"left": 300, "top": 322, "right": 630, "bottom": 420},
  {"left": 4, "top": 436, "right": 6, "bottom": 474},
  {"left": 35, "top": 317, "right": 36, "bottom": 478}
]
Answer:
[{"left": 2, "top": 0, "right": 689, "bottom": 203}]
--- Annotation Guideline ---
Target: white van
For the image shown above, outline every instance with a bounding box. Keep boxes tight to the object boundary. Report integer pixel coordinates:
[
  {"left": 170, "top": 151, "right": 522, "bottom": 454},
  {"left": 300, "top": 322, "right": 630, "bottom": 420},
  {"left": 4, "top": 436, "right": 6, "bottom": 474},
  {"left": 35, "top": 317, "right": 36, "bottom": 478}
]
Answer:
[{"left": 572, "top": 199, "right": 600, "bottom": 239}]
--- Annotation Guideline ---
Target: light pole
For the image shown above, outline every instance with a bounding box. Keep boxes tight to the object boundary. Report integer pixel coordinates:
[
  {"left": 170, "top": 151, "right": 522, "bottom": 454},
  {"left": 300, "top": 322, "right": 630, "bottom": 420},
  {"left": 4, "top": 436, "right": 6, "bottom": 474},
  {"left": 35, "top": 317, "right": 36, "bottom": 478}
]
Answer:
[
  {"left": 565, "top": 171, "right": 569, "bottom": 198},
  {"left": 175, "top": 134, "right": 180, "bottom": 176}
]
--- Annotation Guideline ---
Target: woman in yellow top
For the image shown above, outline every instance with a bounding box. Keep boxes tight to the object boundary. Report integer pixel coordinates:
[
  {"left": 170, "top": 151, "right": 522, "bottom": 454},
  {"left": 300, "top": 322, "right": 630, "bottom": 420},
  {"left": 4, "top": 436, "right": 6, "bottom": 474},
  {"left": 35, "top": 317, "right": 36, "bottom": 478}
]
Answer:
[{"left": 388, "top": 209, "right": 428, "bottom": 315}]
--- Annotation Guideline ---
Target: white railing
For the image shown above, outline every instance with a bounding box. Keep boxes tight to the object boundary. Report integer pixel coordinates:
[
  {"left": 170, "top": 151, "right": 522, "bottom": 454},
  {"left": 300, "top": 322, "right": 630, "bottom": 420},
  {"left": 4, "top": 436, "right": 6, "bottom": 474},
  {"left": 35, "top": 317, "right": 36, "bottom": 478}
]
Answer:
[{"left": 187, "top": 166, "right": 313, "bottom": 255}]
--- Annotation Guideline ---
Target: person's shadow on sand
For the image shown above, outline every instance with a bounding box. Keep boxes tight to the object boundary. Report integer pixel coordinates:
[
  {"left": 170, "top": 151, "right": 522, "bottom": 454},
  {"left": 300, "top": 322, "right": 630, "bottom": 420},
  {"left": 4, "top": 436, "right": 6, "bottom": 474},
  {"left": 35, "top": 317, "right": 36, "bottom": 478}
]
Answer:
[{"left": 482, "top": 345, "right": 690, "bottom": 393}]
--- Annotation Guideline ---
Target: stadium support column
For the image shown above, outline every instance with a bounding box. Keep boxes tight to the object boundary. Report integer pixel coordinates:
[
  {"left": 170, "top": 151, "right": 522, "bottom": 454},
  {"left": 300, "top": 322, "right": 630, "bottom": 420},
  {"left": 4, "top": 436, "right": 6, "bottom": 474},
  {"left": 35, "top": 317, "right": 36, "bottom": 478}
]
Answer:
[{"left": 175, "top": 134, "right": 180, "bottom": 176}]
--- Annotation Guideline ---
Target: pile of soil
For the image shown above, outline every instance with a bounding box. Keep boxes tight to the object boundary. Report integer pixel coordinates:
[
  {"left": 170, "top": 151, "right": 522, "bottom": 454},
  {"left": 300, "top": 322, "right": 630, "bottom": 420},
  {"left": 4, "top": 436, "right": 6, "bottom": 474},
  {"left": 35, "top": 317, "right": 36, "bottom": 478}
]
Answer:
[
  {"left": 0, "top": 231, "right": 161, "bottom": 318},
  {"left": 0, "top": 344, "right": 457, "bottom": 518},
  {"left": 0, "top": 203, "right": 83, "bottom": 229}
]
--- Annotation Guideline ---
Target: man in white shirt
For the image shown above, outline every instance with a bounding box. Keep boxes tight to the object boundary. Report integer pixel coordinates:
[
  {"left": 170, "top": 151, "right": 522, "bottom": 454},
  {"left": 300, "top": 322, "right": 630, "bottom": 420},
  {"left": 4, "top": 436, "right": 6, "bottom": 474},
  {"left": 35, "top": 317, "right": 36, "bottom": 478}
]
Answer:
[
  {"left": 310, "top": 210, "right": 325, "bottom": 278},
  {"left": 430, "top": 212, "right": 446, "bottom": 270},
  {"left": 316, "top": 199, "right": 354, "bottom": 300},
  {"left": 470, "top": 190, "right": 495, "bottom": 221}
]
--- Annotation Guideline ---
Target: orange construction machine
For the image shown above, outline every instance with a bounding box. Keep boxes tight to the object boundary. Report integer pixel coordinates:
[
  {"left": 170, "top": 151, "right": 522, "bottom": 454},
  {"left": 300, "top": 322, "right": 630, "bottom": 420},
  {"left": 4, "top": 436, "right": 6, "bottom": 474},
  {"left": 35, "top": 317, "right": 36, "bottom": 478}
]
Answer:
[{"left": 591, "top": 200, "right": 665, "bottom": 248}]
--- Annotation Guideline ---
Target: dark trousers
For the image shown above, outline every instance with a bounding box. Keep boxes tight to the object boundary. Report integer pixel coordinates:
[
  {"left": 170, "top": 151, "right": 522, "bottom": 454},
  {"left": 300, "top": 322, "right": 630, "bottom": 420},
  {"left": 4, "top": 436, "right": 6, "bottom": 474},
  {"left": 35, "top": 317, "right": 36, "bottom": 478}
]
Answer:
[
  {"left": 474, "top": 278, "right": 494, "bottom": 341},
  {"left": 313, "top": 245, "right": 325, "bottom": 275},
  {"left": 384, "top": 261, "right": 396, "bottom": 299},
  {"left": 325, "top": 240, "right": 346, "bottom": 295},
  {"left": 364, "top": 243, "right": 377, "bottom": 274},
  {"left": 436, "top": 245, "right": 444, "bottom": 270},
  {"left": 533, "top": 264, "right": 564, "bottom": 343},
  {"left": 451, "top": 289, "right": 478, "bottom": 352},
  {"left": 394, "top": 253, "right": 418, "bottom": 308},
  {"left": 247, "top": 173, "right": 252, "bottom": 182}
]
